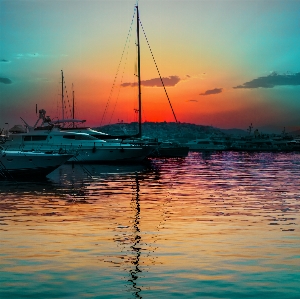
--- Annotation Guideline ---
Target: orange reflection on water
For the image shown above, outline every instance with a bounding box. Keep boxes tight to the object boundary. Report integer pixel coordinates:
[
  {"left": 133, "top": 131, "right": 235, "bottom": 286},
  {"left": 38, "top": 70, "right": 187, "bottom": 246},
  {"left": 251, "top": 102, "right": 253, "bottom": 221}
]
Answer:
[{"left": 0, "top": 153, "right": 300, "bottom": 298}]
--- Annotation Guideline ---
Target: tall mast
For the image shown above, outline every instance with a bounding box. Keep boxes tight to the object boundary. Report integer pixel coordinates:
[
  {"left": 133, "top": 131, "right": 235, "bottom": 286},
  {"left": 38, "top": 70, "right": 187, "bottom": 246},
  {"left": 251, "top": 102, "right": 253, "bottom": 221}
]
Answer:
[
  {"left": 136, "top": 5, "right": 142, "bottom": 138},
  {"left": 61, "top": 70, "right": 64, "bottom": 121}
]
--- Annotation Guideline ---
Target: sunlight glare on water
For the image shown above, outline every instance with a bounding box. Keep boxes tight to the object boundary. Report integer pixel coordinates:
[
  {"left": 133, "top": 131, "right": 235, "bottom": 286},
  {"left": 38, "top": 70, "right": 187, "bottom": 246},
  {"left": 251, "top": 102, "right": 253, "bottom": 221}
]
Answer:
[{"left": 0, "top": 152, "right": 299, "bottom": 298}]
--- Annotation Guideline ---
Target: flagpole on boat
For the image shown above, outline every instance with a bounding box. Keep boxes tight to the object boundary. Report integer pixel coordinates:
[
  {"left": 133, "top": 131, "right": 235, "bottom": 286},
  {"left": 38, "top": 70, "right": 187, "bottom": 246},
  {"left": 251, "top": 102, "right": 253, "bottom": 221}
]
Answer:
[
  {"left": 72, "top": 83, "right": 75, "bottom": 128},
  {"left": 136, "top": 5, "right": 142, "bottom": 138},
  {"left": 61, "top": 70, "right": 65, "bottom": 122}
]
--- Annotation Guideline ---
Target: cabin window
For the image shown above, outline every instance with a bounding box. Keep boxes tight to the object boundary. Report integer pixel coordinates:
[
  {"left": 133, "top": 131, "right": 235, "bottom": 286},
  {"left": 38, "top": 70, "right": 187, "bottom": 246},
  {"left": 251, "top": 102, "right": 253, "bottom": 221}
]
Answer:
[
  {"left": 63, "top": 135, "right": 76, "bottom": 139},
  {"left": 32, "top": 136, "right": 47, "bottom": 141},
  {"left": 198, "top": 141, "right": 210, "bottom": 144},
  {"left": 63, "top": 134, "right": 97, "bottom": 140},
  {"left": 23, "top": 135, "right": 47, "bottom": 141}
]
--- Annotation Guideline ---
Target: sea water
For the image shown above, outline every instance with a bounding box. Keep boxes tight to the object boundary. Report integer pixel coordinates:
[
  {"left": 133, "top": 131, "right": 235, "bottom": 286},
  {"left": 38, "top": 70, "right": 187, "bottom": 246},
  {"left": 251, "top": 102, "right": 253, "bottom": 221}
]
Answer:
[{"left": 0, "top": 152, "right": 299, "bottom": 298}]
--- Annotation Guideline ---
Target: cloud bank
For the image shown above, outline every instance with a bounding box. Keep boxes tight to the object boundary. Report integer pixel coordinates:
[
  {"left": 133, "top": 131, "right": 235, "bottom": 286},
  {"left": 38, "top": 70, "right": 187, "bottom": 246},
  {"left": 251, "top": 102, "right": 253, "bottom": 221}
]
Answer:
[
  {"left": 14, "top": 52, "right": 64, "bottom": 60},
  {"left": 0, "top": 78, "right": 12, "bottom": 84},
  {"left": 233, "top": 72, "right": 300, "bottom": 89},
  {"left": 121, "top": 75, "right": 181, "bottom": 87},
  {"left": 200, "top": 88, "right": 223, "bottom": 96}
]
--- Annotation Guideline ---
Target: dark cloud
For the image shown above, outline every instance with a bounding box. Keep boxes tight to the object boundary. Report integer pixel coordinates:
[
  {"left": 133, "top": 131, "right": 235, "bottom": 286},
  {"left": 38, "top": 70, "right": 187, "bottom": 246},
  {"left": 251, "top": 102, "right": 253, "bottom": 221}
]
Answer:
[
  {"left": 233, "top": 72, "right": 300, "bottom": 89},
  {"left": 121, "top": 82, "right": 136, "bottom": 87},
  {"left": 187, "top": 99, "right": 198, "bottom": 102},
  {"left": 200, "top": 88, "right": 223, "bottom": 96},
  {"left": 121, "top": 75, "right": 181, "bottom": 87},
  {"left": 0, "top": 78, "right": 12, "bottom": 84},
  {"left": 1, "top": 59, "right": 10, "bottom": 63}
]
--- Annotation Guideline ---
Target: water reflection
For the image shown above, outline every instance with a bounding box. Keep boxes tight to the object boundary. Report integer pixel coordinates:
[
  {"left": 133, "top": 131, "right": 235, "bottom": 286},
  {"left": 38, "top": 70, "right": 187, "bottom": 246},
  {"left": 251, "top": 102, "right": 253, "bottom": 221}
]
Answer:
[
  {"left": 128, "top": 173, "right": 142, "bottom": 298},
  {"left": 0, "top": 153, "right": 300, "bottom": 298},
  {"left": 50, "top": 162, "right": 158, "bottom": 298}
]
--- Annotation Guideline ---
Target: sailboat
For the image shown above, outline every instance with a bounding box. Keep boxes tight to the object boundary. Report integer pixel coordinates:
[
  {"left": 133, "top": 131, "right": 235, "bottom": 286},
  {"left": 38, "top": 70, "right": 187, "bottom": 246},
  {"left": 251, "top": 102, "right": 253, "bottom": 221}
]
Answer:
[
  {"left": 6, "top": 6, "right": 187, "bottom": 161},
  {"left": 50, "top": 7, "right": 188, "bottom": 158},
  {"left": 134, "top": 6, "right": 189, "bottom": 157},
  {"left": 110, "top": 5, "right": 189, "bottom": 158}
]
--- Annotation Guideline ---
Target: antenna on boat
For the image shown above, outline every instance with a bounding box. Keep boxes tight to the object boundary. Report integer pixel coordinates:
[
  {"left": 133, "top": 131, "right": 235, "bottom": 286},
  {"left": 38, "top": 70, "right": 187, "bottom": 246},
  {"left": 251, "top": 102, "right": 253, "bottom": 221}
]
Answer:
[
  {"left": 136, "top": 5, "right": 142, "bottom": 138},
  {"left": 247, "top": 123, "right": 253, "bottom": 134},
  {"left": 72, "top": 83, "right": 75, "bottom": 128},
  {"left": 61, "top": 70, "right": 65, "bottom": 123}
]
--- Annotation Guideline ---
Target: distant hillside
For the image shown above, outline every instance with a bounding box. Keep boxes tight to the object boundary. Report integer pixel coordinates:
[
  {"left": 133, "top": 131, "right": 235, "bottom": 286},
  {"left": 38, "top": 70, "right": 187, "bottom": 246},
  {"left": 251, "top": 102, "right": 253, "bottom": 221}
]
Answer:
[
  {"left": 95, "top": 122, "right": 226, "bottom": 142},
  {"left": 94, "top": 122, "right": 299, "bottom": 141}
]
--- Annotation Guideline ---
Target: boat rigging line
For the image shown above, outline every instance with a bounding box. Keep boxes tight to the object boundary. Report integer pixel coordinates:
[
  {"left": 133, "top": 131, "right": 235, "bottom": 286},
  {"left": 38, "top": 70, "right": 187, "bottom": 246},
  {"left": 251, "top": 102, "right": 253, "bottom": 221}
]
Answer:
[
  {"left": 100, "top": 4, "right": 179, "bottom": 129},
  {"left": 138, "top": 17, "right": 178, "bottom": 123},
  {"left": 59, "top": 70, "right": 74, "bottom": 124},
  {"left": 100, "top": 9, "right": 137, "bottom": 127},
  {"left": 108, "top": 25, "right": 136, "bottom": 126}
]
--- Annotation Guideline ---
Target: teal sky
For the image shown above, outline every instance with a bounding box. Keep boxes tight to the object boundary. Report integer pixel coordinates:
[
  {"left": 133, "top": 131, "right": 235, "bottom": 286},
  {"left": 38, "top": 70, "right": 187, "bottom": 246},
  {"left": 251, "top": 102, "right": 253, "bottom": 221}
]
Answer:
[{"left": 1, "top": 0, "right": 300, "bottom": 133}]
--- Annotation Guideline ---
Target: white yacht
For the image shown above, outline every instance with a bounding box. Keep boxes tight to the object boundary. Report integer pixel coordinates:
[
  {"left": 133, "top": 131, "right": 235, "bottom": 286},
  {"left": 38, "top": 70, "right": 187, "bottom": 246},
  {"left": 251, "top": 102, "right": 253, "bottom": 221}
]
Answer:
[
  {"left": 0, "top": 145, "right": 73, "bottom": 179},
  {"left": 3, "top": 125, "right": 154, "bottom": 163},
  {"left": 0, "top": 105, "right": 156, "bottom": 164},
  {"left": 148, "top": 141, "right": 189, "bottom": 158},
  {"left": 230, "top": 137, "right": 279, "bottom": 152},
  {"left": 229, "top": 128, "right": 290, "bottom": 152},
  {"left": 185, "top": 136, "right": 229, "bottom": 151}
]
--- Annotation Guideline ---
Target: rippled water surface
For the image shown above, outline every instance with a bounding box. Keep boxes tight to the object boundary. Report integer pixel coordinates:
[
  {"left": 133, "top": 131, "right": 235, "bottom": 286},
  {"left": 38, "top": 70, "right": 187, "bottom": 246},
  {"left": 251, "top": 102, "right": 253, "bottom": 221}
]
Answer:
[{"left": 1, "top": 152, "right": 300, "bottom": 298}]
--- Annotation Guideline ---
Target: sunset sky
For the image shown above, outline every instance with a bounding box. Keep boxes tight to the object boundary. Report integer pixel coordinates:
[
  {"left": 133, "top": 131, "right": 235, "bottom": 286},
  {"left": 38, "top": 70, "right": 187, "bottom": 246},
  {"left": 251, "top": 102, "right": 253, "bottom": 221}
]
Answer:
[{"left": 1, "top": 0, "right": 300, "bottom": 133}]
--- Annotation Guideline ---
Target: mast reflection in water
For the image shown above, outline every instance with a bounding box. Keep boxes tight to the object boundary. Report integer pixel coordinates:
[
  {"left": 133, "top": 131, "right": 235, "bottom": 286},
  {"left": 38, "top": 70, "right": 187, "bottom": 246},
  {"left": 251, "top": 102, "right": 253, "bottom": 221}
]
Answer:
[
  {"left": 129, "top": 173, "right": 142, "bottom": 298},
  {"left": 0, "top": 152, "right": 300, "bottom": 299}
]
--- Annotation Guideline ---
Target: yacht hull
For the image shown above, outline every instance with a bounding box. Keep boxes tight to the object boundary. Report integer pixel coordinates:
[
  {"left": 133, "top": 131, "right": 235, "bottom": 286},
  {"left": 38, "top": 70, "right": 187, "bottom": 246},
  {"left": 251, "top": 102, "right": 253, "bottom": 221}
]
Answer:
[
  {"left": 0, "top": 151, "right": 73, "bottom": 178},
  {"left": 70, "top": 146, "right": 154, "bottom": 163},
  {"left": 3, "top": 129, "right": 155, "bottom": 164}
]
